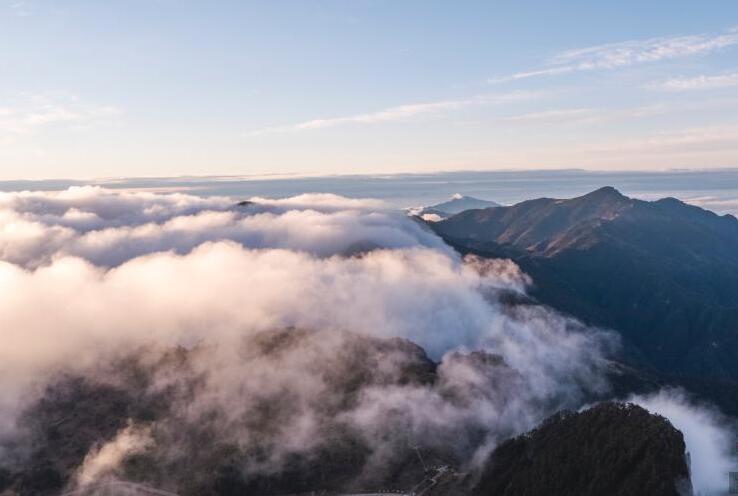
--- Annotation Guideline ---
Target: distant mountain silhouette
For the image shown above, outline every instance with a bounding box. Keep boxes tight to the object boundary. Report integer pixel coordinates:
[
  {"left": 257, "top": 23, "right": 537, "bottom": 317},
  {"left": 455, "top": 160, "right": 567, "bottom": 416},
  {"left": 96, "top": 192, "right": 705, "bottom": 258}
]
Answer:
[
  {"left": 431, "top": 187, "right": 738, "bottom": 411},
  {"left": 430, "top": 194, "right": 501, "bottom": 215},
  {"left": 474, "top": 402, "right": 692, "bottom": 496},
  {"left": 411, "top": 194, "right": 500, "bottom": 220}
]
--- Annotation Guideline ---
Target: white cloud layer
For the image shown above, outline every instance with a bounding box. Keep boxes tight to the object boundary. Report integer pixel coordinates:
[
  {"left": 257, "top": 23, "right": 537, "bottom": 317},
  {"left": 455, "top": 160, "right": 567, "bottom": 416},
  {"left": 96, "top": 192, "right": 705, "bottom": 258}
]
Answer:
[
  {"left": 0, "top": 187, "right": 728, "bottom": 493},
  {"left": 0, "top": 187, "right": 443, "bottom": 267},
  {"left": 685, "top": 196, "right": 738, "bottom": 216},
  {"left": 632, "top": 390, "right": 738, "bottom": 496},
  {"left": 0, "top": 187, "right": 615, "bottom": 483}
]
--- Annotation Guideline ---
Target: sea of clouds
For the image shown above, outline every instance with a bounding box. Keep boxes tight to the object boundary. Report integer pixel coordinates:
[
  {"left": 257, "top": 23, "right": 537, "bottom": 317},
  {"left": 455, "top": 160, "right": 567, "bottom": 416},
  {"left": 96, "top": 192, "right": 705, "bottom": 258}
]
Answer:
[{"left": 0, "top": 186, "right": 734, "bottom": 494}]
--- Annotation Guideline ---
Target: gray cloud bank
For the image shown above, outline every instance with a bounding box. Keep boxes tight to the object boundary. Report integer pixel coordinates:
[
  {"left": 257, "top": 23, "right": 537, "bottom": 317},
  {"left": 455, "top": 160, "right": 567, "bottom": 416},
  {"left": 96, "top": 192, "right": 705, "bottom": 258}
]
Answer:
[{"left": 0, "top": 187, "right": 733, "bottom": 495}]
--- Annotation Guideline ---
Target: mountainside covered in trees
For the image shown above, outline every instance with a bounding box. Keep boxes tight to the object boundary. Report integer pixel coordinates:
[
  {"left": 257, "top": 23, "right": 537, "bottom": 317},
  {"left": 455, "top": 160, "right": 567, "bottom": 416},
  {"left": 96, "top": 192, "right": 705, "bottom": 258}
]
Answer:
[
  {"left": 474, "top": 402, "right": 692, "bottom": 496},
  {"left": 0, "top": 335, "right": 693, "bottom": 496},
  {"left": 430, "top": 187, "right": 738, "bottom": 413}
]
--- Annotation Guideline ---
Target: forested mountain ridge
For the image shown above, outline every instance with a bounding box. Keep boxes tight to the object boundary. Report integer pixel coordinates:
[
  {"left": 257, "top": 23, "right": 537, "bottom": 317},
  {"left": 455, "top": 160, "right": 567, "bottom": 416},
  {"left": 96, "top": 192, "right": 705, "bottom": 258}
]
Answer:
[
  {"left": 473, "top": 402, "right": 692, "bottom": 496},
  {"left": 431, "top": 188, "right": 738, "bottom": 400}
]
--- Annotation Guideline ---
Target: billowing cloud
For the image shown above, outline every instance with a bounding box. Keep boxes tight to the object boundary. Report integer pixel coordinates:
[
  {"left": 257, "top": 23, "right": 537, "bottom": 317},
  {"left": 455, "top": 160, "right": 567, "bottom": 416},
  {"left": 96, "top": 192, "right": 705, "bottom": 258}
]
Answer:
[
  {"left": 75, "top": 423, "right": 154, "bottom": 486},
  {"left": 0, "top": 187, "right": 718, "bottom": 495},
  {"left": 0, "top": 188, "right": 614, "bottom": 491},
  {"left": 631, "top": 390, "right": 738, "bottom": 496},
  {"left": 0, "top": 187, "right": 445, "bottom": 267}
]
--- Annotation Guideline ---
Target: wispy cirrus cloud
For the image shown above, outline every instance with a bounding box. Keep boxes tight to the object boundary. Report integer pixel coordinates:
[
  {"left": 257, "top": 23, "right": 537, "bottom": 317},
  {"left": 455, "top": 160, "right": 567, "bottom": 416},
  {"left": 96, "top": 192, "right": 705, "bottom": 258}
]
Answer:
[
  {"left": 483, "top": 124, "right": 738, "bottom": 171},
  {"left": 489, "top": 27, "right": 738, "bottom": 83},
  {"left": 0, "top": 93, "right": 120, "bottom": 145},
  {"left": 246, "top": 91, "right": 539, "bottom": 136},
  {"left": 502, "top": 103, "right": 671, "bottom": 126},
  {"left": 5, "top": 0, "right": 32, "bottom": 16},
  {"left": 504, "top": 107, "right": 598, "bottom": 123},
  {"left": 588, "top": 125, "right": 738, "bottom": 154},
  {"left": 649, "top": 71, "right": 738, "bottom": 91},
  {"left": 490, "top": 66, "right": 576, "bottom": 83}
]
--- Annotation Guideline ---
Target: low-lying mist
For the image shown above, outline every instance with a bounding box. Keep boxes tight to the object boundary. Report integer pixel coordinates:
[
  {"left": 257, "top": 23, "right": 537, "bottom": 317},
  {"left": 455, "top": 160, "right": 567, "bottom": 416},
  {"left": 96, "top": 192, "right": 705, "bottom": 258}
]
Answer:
[{"left": 0, "top": 187, "right": 733, "bottom": 495}]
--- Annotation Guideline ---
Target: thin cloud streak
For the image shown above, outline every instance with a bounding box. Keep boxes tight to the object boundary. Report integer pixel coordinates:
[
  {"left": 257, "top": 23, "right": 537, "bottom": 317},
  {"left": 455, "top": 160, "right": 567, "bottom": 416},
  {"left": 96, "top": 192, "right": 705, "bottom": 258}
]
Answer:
[
  {"left": 489, "top": 27, "right": 738, "bottom": 83},
  {"left": 246, "top": 91, "right": 540, "bottom": 136},
  {"left": 609, "top": 125, "right": 738, "bottom": 151},
  {"left": 650, "top": 71, "right": 738, "bottom": 91},
  {"left": 0, "top": 93, "right": 120, "bottom": 145},
  {"left": 488, "top": 67, "right": 574, "bottom": 83},
  {"left": 504, "top": 108, "right": 599, "bottom": 123},
  {"left": 519, "top": 125, "right": 738, "bottom": 157},
  {"left": 502, "top": 104, "right": 671, "bottom": 126},
  {"left": 6, "top": 0, "right": 32, "bottom": 16},
  {"left": 471, "top": 123, "right": 738, "bottom": 172}
]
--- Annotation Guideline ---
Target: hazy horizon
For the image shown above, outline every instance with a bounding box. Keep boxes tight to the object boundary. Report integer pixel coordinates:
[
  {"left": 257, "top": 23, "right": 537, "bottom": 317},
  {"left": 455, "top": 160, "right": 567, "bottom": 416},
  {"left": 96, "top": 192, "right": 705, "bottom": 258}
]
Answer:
[{"left": 4, "top": 168, "right": 738, "bottom": 216}]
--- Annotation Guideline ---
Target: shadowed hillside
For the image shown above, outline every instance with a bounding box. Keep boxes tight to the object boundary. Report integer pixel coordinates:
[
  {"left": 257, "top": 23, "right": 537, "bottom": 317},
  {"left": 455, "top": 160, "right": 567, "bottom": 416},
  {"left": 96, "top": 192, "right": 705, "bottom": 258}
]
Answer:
[
  {"left": 431, "top": 187, "right": 738, "bottom": 413},
  {"left": 474, "top": 402, "right": 692, "bottom": 496}
]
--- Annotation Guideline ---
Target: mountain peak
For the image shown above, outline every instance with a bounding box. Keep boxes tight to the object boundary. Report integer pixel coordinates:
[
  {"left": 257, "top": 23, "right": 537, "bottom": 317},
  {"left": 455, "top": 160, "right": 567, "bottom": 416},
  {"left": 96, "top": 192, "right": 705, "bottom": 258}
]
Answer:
[
  {"left": 475, "top": 402, "right": 692, "bottom": 496},
  {"left": 414, "top": 195, "right": 501, "bottom": 218},
  {"left": 583, "top": 186, "right": 626, "bottom": 200}
]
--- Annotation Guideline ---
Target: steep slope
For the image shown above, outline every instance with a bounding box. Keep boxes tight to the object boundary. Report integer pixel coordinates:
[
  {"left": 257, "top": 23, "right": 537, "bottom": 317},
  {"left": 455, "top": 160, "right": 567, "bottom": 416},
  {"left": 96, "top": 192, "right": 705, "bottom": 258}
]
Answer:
[
  {"left": 474, "top": 402, "right": 693, "bottom": 496},
  {"left": 431, "top": 188, "right": 738, "bottom": 391}
]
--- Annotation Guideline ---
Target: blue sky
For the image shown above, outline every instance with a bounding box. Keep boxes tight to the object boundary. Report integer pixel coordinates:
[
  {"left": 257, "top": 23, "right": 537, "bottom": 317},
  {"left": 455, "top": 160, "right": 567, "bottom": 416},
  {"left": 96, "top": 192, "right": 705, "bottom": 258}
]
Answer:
[{"left": 1, "top": 0, "right": 738, "bottom": 179}]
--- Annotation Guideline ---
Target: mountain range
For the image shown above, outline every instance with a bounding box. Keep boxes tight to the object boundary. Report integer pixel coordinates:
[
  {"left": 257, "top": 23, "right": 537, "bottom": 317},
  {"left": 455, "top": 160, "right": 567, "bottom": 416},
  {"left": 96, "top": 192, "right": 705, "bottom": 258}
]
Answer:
[{"left": 430, "top": 186, "right": 738, "bottom": 413}]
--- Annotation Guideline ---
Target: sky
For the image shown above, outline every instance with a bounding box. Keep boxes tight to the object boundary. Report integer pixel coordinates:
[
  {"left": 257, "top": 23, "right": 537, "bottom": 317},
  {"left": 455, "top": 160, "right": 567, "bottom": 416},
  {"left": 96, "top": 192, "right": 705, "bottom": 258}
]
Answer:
[{"left": 1, "top": 0, "right": 738, "bottom": 180}]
